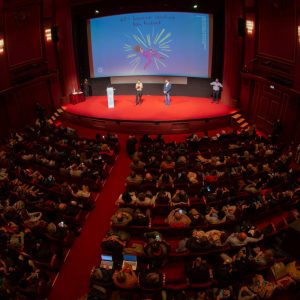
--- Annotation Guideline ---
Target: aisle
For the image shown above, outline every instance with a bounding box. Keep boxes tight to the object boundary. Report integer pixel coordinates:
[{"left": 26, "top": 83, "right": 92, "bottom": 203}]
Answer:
[{"left": 49, "top": 131, "right": 131, "bottom": 300}]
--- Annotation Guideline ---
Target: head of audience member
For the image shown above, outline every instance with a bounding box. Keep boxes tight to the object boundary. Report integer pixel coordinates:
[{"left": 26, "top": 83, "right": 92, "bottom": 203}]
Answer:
[{"left": 238, "top": 232, "right": 248, "bottom": 242}]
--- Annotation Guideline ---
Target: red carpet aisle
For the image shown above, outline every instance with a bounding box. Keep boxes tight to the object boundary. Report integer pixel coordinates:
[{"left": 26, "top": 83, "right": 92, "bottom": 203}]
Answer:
[
  {"left": 64, "top": 95, "right": 236, "bottom": 121},
  {"left": 48, "top": 130, "right": 131, "bottom": 300}
]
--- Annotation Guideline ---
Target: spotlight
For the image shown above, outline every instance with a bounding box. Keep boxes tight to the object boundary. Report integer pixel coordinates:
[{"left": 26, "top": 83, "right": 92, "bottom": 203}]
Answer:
[
  {"left": 270, "top": 85, "right": 275, "bottom": 90},
  {"left": 95, "top": 9, "right": 100, "bottom": 15},
  {"left": 193, "top": 4, "right": 198, "bottom": 9}
]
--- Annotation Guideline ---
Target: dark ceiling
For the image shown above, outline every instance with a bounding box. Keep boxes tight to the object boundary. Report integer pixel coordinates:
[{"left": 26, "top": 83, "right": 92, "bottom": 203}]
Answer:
[{"left": 70, "top": 0, "right": 225, "bottom": 18}]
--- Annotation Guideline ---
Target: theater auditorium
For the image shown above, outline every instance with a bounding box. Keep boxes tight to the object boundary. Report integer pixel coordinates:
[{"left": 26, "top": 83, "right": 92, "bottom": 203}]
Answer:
[{"left": 0, "top": 0, "right": 300, "bottom": 300}]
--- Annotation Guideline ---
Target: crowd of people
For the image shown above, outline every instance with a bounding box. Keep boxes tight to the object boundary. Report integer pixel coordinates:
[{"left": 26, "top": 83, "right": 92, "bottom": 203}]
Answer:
[
  {"left": 88, "top": 127, "right": 300, "bottom": 300},
  {"left": 0, "top": 113, "right": 119, "bottom": 299}
]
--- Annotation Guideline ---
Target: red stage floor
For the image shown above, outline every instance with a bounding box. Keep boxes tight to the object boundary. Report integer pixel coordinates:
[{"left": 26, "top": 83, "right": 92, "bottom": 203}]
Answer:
[{"left": 64, "top": 95, "right": 236, "bottom": 122}]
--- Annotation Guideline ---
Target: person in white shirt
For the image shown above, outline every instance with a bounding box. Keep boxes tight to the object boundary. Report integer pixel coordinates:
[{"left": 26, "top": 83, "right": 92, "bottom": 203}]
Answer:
[
  {"left": 135, "top": 80, "right": 143, "bottom": 105},
  {"left": 210, "top": 78, "right": 223, "bottom": 103}
]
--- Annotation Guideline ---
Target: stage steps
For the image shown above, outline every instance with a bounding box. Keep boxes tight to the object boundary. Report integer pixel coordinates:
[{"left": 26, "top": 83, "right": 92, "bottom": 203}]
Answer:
[
  {"left": 47, "top": 106, "right": 66, "bottom": 124},
  {"left": 231, "top": 112, "right": 249, "bottom": 131}
]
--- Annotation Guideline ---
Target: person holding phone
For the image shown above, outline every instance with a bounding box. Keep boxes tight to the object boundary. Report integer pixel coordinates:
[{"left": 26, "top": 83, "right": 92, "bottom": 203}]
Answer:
[{"left": 166, "top": 208, "right": 191, "bottom": 228}]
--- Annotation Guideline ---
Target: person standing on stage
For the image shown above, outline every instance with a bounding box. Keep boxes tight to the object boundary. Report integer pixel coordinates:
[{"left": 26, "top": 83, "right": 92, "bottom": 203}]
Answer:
[
  {"left": 163, "top": 79, "right": 172, "bottom": 106},
  {"left": 210, "top": 78, "right": 223, "bottom": 104},
  {"left": 135, "top": 80, "right": 143, "bottom": 105},
  {"left": 82, "top": 78, "right": 90, "bottom": 97}
]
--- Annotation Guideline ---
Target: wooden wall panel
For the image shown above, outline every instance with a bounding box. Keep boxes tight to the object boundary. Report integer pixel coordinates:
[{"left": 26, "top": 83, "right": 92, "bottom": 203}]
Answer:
[
  {"left": 258, "top": 0, "right": 296, "bottom": 62},
  {"left": 5, "top": 2, "right": 43, "bottom": 67}
]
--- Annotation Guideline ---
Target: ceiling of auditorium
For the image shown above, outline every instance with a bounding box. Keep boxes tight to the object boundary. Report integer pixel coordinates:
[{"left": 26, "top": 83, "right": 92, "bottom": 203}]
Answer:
[{"left": 70, "top": 0, "right": 224, "bottom": 16}]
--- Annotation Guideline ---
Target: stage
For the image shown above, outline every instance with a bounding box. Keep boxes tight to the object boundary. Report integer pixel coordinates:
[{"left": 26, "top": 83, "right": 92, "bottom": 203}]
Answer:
[{"left": 62, "top": 95, "right": 237, "bottom": 134}]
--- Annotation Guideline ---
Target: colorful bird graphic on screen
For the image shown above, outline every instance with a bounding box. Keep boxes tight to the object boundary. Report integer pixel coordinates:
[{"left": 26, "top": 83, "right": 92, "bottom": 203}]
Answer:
[{"left": 123, "top": 28, "right": 172, "bottom": 71}]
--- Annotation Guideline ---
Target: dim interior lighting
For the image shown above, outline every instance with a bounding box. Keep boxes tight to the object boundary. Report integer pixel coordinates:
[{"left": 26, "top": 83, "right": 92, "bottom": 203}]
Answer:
[
  {"left": 193, "top": 4, "right": 198, "bottom": 9},
  {"left": 246, "top": 20, "right": 254, "bottom": 34},
  {"left": 270, "top": 85, "right": 275, "bottom": 90},
  {"left": 45, "top": 28, "right": 52, "bottom": 41},
  {"left": 95, "top": 10, "right": 100, "bottom": 15},
  {"left": 0, "top": 38, "right": 4, "bottom": 54},
  {"left": 298, "top": 25, "right": 300, "bottom": 43}
]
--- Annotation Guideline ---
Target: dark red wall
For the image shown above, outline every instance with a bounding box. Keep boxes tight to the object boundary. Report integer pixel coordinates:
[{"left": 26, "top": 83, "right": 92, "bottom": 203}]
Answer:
[
  {"left": 0, "top": 0, "right": 63, "bottom": 137},
  {"left": 239, "top": 0, "right": 300, "bottom": 144}
]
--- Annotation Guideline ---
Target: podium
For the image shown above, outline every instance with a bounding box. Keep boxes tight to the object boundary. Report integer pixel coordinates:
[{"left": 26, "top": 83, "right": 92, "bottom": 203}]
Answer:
[
  {"left": 69, "top": 92, "right": 85, "bottom": 104},
  {"left": 107, "top": 87, "right": 114, "bottom": 109}
]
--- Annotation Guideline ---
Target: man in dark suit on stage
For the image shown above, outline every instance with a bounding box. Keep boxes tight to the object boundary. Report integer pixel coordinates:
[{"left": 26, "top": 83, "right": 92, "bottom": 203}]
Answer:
[
  {"left": 163, "top": 79, "right": 172, "bottom": 106},
  {"left": 82, "top": 78, "right": 90, "bottom": 97}
]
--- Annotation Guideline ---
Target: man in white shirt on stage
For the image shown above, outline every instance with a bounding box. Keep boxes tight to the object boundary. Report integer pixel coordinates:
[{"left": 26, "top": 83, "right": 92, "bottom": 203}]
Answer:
[
  {"left": 210, "top": 78, "right": 223, "bottom": 104},
  {"left": 163, "top": 79, "right": 172, "bottom": 106},
  {"left": 135, "top": 80, "right": 143, "bottom": 105}
]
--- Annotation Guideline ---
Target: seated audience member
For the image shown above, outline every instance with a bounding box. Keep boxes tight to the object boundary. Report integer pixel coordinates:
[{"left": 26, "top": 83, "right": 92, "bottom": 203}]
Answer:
[
  {"left": 146, "top": 155, "right": 161, "bottom": 170},
  {"left": 206, "top": 230, "right": 226, "bottom": 247},
  {"left": 187, "top": 171, "right": 199, "bottom": 184},
  {"left": 215, "top": 286, "right": 234, "bottom": 300},
  {"left": 270, "top": 262, "right": 295, "bottom": 288},
  {"left": 238, "top": 286, "right": 257, "bottom": 300},
  {"left": 170, "top": 190, "right": 189, "bottom": 206},
  {"left": 250, "top": 247, "right": 274, "bottom": 267},
  {"left": 68, "top": 184, "right": 91, "bottom": 199},
  {"left": 90, "top": 267, "right": 114, "bottom": 285},
  {"left": 188, "top": 208, "right": 204, "bottom": 226},
  {"left": 248, "top": 274, "right": 278, "bottom": 299},
  {"left": 125, "top": 171, "right": 143, "bottom": 186},
  {"left": 115, "top": 191, "right": 137, "bottom": 206},
  {"left": 215, "top": 253, "right": 234, "bottom": 281},
  {"left": 231, "top": 247, "right": 251, "bottom": 278},
  {"left": 174, "top": 171, "right": 189, "bottom": 184},
  {"left": 224, "top": 231, "right": 263, "bottom": 247},
  {"left": 111, "top": 208, "right": 133, "bottom": 227},
  {"left": 131, "top": 209, "right": 150, "bottom": 226},
  {"left": 185, "top": 230, "right": 212, "bottom": 252},
  {"left": 143, "top": 172, "right": 155, "bottom": 183},
  {"left": 101, "top": 230, "right": 130, "bottom": 254},
  {"left": 130, "top": 156, "right": 145, "bottom": 173},
  {"left": 99, "top": 143, "right": 114, "bottom": 157},
  {"left": 176, "top": 155, "right": 187, "bottom": 168},
  {"left": 160, "top": 155, "right": 175, "bottom": 171},
  {"left": 286, "top": 261, "right": 300, "bottom": 282},
  {"left": 68, "top": 163, "right": 87, "bottom": 177},
  {"left": 135, "top": 191, "right": 155, "bottom": 207},
  {"left": 222, "top": 204, "right": 237, "bottom": 221},
  {"left": 166, "top": 208, "right": 191, "bottom": 228},
  {"left": 155, "top": 190, "right": 171, "bottom": 205},
  {"left": 157, "top": 172, "right": 174, "bottom": 189},
  {"left": 112, "top": 263, "right": 138, "bottom": 289},
  {"left": 186, "top": 257, "right": 211, "bottom": 283},
  {"left": 144, "top": 231, "right": 170, "bottom": 260},
  {"left": 205, "top": 207, "right": 226, "bottom": 224},
  {"left": 138, "top": 270, "right": 163, "bottom": 289}
]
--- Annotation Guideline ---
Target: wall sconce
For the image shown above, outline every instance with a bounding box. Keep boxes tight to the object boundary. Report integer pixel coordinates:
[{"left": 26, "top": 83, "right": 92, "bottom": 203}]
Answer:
[
  {"left": 45, "top": 28, "right": 52, "bottom": 42},
  {"left": 246, "top": 20, "right": 254, "bottom": 34},
  {"left": 0, "top": 38, "right": 4, "bottom": 54}
]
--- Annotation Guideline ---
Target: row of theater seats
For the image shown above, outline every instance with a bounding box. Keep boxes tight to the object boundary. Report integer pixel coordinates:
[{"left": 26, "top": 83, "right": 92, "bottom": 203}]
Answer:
[
  {"left": 90, "top": 130, "right": 300, "bottom": 300},
  {"left": 0, "top": 119, "right": 119, "bottom": 299}
]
